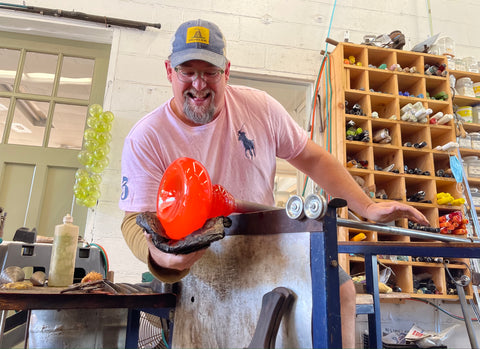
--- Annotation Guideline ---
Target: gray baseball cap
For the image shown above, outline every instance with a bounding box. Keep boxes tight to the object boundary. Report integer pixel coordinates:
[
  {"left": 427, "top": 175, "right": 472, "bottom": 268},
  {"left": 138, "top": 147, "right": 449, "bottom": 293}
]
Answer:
[{"left": 169, "top": 19, "right": 227, "bottom": 69}]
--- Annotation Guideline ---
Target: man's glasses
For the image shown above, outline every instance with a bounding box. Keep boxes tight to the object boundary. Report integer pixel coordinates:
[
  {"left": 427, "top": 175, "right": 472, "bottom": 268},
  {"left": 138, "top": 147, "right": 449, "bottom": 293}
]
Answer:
[{"left": 174, "top": 67, "right": 224, "bottom": 83}]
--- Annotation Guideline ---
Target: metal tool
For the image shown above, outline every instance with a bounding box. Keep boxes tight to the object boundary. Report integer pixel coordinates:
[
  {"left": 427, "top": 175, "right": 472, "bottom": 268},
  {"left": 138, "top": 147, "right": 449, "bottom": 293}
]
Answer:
[
  {"left": 247, "top": 287, "right": 295, "bottom": 349},
  {"left": 445, "top": 268, "right": 480, "bottom": 349},
  {"left": 286, "top": 193, "right": 480, "bottom": 243}
]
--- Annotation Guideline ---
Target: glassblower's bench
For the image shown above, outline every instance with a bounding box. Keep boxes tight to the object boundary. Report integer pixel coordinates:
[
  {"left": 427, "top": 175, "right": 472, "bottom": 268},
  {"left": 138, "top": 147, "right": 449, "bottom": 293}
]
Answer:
[{"left": 0, "top": 200, "right": 479, "bottom": 348}]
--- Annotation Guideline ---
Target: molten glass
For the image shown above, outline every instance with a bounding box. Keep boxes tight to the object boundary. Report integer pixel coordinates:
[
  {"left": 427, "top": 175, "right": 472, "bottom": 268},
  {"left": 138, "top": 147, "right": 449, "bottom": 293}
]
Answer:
[{"left": 156, "top": 157, "right": 237, "bottom": 240}]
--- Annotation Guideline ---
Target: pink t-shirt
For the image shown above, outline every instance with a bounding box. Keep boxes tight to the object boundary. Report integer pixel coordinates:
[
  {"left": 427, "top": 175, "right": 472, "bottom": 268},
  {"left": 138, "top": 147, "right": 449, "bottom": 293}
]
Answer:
[{"left": 119, "top": 85, "right": 308, "bottom": 212}]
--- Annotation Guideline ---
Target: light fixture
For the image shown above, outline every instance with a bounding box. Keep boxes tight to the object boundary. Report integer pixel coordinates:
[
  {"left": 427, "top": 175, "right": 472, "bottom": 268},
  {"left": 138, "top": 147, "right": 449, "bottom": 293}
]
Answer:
[{"left": 11, "top": 122, "right": 32, "bottom": 134}]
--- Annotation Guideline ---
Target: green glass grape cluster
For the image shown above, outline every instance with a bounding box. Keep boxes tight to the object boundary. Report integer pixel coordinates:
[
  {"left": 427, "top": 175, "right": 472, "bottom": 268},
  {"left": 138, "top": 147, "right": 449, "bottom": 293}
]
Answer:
[{"left": 74, "top": 104, "right": 114, "bottom": 208}]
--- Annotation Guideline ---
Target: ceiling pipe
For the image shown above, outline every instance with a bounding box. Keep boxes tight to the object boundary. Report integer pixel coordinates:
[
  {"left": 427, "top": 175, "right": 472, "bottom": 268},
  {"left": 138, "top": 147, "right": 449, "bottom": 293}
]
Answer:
[{"left": 0, "top": 3, "right": 161, "bottom": 31}]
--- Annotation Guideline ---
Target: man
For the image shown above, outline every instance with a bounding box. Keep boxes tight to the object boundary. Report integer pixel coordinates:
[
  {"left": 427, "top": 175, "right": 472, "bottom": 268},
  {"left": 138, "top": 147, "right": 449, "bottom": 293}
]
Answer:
[{"left": 120, "top": 19, "right": 429, "bottom": 348}]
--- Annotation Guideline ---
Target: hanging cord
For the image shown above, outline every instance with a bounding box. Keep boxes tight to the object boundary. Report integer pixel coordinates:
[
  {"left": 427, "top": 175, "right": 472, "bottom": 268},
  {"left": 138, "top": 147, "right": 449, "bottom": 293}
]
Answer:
[
  {"left": 86, "top": 242, "right": 110, "bottom": 277},
  {"left": 301, "top": 0, "right": 338, "bottom": 196},
  {"left": 302, "top": 53, "right": 334, "bottom": 197},
  {"left": 407, "top": 298, "right": 478, "bottom": 321}
]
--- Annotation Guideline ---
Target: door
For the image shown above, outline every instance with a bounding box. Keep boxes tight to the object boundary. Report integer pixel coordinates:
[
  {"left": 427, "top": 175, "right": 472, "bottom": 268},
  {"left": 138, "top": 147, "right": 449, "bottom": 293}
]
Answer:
[{"left": 0, "top": 31, "right": 110, "bottom": 240}]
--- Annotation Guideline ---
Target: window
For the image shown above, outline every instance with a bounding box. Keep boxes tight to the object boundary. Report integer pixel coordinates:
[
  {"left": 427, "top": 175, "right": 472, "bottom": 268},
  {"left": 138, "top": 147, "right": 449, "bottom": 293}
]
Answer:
[{"left": 0, "top": 30, "right": 110, "bottom": 239}]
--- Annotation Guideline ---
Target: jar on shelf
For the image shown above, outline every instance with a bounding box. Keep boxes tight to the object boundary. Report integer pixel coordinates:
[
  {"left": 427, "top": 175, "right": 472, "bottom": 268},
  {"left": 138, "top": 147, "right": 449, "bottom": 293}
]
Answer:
[
  {"left": 470, "top": 187, "right": 480, "bottom": 207},
  {"left": 473, "top": 83, "right": 480, "bottom": 98},
  {"left": 458, "top": 133, "right": 472, "bottom": 149},
  {"left": 457, "top": 106, "right": 473, "bottom": 123},
  {"left": 436, "top": 37, "right": 455, "bottom": 57},
  {"left": 455, "top": 58, "right": 467, "bottom": 71},
  {"left": 473, "top": 105, "right": 480, "bottom": 123},
  {"left": 467, "top": 156, "right": 480, "bottom": 177},
  {"left": 456, "top": 77, "right": 476, "bottom": 97},
  {"left": 447, "top": 55, "right": 455, "bottom": 70},
  {"left": 470, "top": 133, "right": 480, "bottom": 150},
  {"left": 463, "top": 57, "right": 479, "bottom": 73}
]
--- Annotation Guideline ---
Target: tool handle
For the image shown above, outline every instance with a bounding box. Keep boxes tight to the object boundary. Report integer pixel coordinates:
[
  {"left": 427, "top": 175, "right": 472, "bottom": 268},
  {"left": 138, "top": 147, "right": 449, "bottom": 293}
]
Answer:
[
  {"left": 325, "top": 37, "right": 339, "bottom": 46},
  {"left": 247, "top": 291, "right": 285, "bottom": 349}
]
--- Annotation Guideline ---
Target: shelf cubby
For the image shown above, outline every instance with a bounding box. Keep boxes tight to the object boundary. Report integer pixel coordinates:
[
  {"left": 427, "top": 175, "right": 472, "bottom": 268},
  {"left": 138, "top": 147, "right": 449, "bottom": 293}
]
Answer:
[
  {"left": 346, "top": 142, "right": 372, "bottom": 169},
  {"left": 430, "top": 124, "right": 456, "bottom": 148},
  {"left": 345, "top": 91, "right": 370, "bottom": 116},
  {"left": 373, "top": 172, "right": 405, "bottom": 201},
  {"left": 343, "top": 45, "right": 368, "bottom": 67},
  {"left": 395, "top": 51, "right": 423, "bottom": 74},
  {"left": 397, "top": 74, "right": 425, "bottom": 98},
  {"left": 404, "top": 176, "right": 436, "bottom": 203},
  {"left": 400, "top": 123, "right": 431, "bottom": 148},
  {"left": 370, "top": 94, "right": 398, "bottom": 119},
  {"left": 372, "top": 121, "right": 401, "bottom": 147},
  {"left": 412, "top": 265, "right": 446, "bottom": 295},
  {"left": 403, "top": 149, "right": 434, "bottom": 176},
  {"left": 368, "top": 70, "right": 397, "bottom": 95},
  {"left": 425, "top": 76, "right": 450, "bottom": 101},
  {"left": 345, "top": 66, "right": 368, "bottom": 91},
  {"left": 367, "top": 47, "right": 395, "bottom": 68},
  {"left": 372, "top": 146, "right": 402, "bottom": 171},
  {"left": 389, "top": 264, "right": 414, "bottom": 293}
]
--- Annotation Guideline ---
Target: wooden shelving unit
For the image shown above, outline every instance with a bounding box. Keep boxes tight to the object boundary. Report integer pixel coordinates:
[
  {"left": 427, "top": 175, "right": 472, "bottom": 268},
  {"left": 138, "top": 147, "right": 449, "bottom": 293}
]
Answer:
[{"left": 323, "top": 42, "right": 476, "bottom": 299}]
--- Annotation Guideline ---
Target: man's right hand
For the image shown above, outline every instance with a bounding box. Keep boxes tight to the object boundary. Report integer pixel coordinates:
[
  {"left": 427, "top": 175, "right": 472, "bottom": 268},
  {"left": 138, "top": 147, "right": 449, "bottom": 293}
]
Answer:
[{"left": 145, "top": 232, "right": 207, "bottom": 271}]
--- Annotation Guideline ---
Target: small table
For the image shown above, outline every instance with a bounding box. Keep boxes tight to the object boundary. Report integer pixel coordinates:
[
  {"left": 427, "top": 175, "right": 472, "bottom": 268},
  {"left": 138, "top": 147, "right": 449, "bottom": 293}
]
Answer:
[{"left": 0, "top": 287, "right": 176, "bottom": 348}]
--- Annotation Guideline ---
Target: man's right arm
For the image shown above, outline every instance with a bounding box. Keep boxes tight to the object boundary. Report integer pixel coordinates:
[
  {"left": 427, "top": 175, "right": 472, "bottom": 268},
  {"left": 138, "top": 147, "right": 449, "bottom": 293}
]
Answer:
[{"left": 121, "top": 212, "right": 206, "bottom": 283}]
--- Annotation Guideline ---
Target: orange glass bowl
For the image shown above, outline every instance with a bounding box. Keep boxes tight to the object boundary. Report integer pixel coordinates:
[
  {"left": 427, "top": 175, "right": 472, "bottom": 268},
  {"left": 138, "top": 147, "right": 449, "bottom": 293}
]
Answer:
[{"left": 156, "top": 157, "right": 236, "bottom": 240}]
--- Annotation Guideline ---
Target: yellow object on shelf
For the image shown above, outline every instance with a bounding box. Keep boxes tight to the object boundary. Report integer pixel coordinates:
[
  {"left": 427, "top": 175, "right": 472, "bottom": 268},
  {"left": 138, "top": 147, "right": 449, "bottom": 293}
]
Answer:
[
  {"left": 436, "top": 192, "right": 465, "bottom": 206},
  {"left": 378, "top": 282, "right": 392, "bottom": 294},
  {"left": 350, "top": 232, "right": 367, "bottom": 241}
]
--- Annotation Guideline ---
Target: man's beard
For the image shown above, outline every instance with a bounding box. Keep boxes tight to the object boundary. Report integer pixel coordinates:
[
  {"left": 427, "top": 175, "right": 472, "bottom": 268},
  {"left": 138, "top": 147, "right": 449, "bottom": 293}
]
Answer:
[{"left": 183, "top": 88, "right": 216, "bottom": 125}]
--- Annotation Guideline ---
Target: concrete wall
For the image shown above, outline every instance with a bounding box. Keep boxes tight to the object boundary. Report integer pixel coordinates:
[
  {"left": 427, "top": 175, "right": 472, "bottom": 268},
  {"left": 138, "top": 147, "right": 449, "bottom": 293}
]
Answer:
[{"left": 2, "top": 0, "right": 480, "bottom": 347}]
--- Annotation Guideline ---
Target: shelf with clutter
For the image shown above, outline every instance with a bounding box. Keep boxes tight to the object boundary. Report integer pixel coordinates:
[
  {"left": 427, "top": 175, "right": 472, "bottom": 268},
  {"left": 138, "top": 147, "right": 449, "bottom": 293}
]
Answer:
[
  {"left": 449, "top": 64, "right": 480, "bottom": 212},
  {"left": 323, "top": 42, "right": 477, "bottom": 299}
]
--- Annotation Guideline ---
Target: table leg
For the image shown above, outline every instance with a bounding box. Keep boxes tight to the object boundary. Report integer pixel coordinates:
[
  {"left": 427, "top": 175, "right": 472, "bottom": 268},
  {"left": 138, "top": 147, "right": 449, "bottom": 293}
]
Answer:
[
  {"left": 0, "top": 309, "right": 7, "bottom": 348},
  {"left": 126, "top": 309, "right": 141, "bottom": 349}
]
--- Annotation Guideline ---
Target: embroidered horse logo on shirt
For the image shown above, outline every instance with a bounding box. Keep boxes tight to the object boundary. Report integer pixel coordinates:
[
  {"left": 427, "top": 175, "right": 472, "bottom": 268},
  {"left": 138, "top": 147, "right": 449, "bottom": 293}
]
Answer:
[{"left": 237, "top": 125, "right": 255, "bottom": 159}]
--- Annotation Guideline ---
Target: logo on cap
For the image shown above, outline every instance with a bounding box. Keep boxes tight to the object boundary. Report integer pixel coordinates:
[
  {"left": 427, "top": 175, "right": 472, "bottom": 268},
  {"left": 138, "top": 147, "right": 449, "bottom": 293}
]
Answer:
[{"left": 186, "top": 27, "right": 210, "bottom": 45}]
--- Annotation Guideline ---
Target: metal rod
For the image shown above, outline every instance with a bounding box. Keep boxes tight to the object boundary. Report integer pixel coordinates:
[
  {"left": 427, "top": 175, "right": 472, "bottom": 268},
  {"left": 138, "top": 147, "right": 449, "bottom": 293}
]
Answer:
[
  {"left": 337, "top": 218, "right": 478, "bottom": 243},
  {"left": 472, "top": 285, "right": 480, "bottom": 325},
  {"left": 0, "top": 4, "right": 161, "bottom": 30},
  {"left": 235, "top": 200, "right": 281, "bottom": 214},
  {"left": 456, "top": 284, "right": 479, "bottom": 349}
]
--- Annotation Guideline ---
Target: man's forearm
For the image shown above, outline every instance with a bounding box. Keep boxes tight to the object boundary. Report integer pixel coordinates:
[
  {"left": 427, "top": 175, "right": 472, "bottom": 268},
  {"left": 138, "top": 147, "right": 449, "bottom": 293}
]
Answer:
[
  {"left": 121, "top": 212, "right": 190, "bottom": 283},
  {"left": 121, "top": 212, "right": 149, "bottom": 263}
]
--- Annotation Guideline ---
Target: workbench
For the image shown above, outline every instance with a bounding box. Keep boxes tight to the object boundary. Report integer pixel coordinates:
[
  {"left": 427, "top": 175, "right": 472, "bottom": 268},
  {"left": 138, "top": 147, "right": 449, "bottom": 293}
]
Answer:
[
  {"left": 2, "top": 207, "right": 479, "bottom": 348},
  {"left": 0, "top": 287, "right": 176, "bottom": 348}
]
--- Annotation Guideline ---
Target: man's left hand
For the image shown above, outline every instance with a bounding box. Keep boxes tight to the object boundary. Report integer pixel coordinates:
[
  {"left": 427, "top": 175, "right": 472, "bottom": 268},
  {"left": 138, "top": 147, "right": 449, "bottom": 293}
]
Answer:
[{"left": 363, "top": 201, "right": 429, "bottom": 226}]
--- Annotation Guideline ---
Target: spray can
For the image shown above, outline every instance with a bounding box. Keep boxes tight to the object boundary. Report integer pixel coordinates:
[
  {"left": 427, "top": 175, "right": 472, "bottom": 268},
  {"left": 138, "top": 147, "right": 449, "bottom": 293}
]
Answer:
[{"left": 48, "top": 214, "right": 79, "bottom": 287}]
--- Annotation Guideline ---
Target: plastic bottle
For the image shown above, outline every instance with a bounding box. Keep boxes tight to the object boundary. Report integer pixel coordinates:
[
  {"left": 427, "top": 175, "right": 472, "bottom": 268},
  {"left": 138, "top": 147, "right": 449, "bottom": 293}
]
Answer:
[{"left": 48, "top": 214, "right": 79, "bottom": 287}]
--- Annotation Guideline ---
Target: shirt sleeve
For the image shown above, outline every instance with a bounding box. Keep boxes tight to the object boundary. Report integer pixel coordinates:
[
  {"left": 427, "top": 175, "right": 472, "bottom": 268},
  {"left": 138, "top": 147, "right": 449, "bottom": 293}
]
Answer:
[
  {"left": 265, "top": 93, "right": 308, "bottom": 160},
  {"left": 119, "top": 136, "right": 165, "bottom": 213}
]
